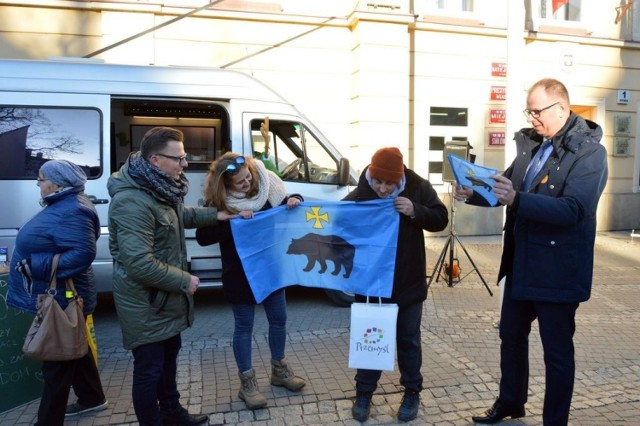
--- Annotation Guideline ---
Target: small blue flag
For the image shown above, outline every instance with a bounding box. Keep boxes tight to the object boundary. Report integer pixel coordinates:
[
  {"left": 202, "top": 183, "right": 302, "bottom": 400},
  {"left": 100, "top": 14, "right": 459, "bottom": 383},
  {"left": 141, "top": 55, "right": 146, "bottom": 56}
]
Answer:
[
  {"left": 230, "top": 198, "right": 399, "bottom": 303},
  {"left": 447, "top": 154, "right": 498, "bottom": 205}
]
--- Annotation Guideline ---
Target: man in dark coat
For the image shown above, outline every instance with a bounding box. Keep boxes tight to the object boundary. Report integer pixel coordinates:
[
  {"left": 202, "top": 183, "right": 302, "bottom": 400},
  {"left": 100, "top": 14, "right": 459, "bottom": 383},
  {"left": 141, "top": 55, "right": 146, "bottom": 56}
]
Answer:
[
  {"left": 455, "top": 78, "right": 608, "bottom": 425},
  {"left": 345, "top": 147, "right": 448, "bottom": 422}
]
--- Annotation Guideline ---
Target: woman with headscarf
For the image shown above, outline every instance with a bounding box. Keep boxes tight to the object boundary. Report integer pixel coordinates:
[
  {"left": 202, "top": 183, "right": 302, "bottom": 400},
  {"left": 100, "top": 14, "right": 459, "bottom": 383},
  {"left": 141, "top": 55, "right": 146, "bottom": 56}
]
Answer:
[{"left": 7, "top": 159, "right": 107, "bottom": 426}]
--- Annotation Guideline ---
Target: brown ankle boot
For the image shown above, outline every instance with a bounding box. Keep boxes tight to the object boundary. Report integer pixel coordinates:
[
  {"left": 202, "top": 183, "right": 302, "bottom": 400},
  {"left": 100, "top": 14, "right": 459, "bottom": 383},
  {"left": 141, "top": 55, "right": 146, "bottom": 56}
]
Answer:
[
  {"left": 238, "top": 369, "right": 267, "bottom": 409},
  {"left": 270, "top": 358, "right": 306, "bottom": 391}
]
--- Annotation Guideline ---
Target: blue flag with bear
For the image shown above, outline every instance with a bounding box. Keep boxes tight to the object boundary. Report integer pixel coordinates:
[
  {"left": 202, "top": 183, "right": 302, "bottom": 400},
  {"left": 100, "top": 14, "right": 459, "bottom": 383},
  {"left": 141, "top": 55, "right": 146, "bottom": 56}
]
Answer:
[
  {"left": 230, "top": 198, "right": 399, "bottom": 303},
  {"left": 447, "top": 153, "right": 498, "bottom": 205}
]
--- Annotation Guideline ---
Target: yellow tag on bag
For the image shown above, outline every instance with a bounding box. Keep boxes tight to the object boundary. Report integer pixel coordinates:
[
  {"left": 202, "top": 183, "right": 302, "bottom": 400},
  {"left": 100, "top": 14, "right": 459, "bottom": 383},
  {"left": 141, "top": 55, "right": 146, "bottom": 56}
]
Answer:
[{"left": 85, "top": 314, "right": 98, "bottom": 366}]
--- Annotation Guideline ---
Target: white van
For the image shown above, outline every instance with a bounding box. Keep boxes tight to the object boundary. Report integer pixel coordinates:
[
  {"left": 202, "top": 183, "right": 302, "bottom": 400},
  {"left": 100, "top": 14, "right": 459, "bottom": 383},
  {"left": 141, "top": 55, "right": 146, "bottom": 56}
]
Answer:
[{"left": 0, "top": 58, "right": 357, "bottom": 305}]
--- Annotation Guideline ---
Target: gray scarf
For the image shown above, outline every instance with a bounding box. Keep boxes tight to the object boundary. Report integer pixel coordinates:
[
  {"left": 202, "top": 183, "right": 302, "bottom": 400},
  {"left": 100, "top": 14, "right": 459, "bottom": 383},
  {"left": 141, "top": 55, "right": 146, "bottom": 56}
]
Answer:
[{"left": 127, "top": 152, "right": 189, "bottom": 207}]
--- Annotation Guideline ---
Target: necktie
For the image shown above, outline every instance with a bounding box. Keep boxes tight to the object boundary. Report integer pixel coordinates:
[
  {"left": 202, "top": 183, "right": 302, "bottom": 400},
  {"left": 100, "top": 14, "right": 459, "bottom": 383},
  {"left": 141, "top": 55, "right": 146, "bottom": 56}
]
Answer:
[{"left": 522, "top": 139, "right": 552, "bottom": 191}]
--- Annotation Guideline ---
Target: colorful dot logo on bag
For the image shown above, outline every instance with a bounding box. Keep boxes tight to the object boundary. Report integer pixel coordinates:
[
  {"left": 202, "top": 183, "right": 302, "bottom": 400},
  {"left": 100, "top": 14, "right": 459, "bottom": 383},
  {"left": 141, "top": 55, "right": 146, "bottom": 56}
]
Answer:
[{"left": 363, "top": 327, "right": 384, "bottom": 343}]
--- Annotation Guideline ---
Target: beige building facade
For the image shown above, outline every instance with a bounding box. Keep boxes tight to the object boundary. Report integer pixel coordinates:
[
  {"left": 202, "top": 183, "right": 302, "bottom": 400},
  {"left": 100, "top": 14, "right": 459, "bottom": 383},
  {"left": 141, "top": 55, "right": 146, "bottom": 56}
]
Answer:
[{"left": 0, "top": 0, "right": 638, "bottom": 234}]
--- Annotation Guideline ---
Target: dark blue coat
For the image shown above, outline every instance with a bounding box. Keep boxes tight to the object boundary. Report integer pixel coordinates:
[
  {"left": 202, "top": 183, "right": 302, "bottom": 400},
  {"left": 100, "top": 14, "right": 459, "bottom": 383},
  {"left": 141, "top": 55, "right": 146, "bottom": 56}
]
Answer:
[
  {"left": 7, "top": 187, "right": 100, "bottom": 314},
  {"left": 472, "top": 113, "right": 608, "bottom": 303}
]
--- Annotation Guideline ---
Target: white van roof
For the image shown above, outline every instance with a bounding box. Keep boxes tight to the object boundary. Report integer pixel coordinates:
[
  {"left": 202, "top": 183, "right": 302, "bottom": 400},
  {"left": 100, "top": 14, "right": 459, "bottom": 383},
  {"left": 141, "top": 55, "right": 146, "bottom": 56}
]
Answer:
[{"left": 0, "top": 58, "right": 290, "bottom": 104}]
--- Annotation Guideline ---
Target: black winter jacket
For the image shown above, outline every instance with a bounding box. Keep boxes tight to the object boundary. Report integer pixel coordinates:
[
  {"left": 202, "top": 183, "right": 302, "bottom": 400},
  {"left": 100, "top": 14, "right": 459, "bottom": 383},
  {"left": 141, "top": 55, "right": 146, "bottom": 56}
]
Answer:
[{"left": 343, "top": 166, "right": 448, "bottom": 307}]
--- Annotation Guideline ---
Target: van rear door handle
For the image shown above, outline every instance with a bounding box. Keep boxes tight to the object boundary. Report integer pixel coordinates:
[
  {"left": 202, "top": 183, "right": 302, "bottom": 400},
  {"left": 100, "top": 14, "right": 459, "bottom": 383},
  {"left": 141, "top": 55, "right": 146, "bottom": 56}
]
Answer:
[{"left": 88, "top": 195, "right": 109, "bottom": 204}]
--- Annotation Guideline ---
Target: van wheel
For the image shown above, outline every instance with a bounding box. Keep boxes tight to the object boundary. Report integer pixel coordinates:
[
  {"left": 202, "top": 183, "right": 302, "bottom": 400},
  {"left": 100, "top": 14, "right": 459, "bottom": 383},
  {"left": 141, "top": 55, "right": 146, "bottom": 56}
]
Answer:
[{"left": 324, "top": 289, "right": 355, "bottom": 307}]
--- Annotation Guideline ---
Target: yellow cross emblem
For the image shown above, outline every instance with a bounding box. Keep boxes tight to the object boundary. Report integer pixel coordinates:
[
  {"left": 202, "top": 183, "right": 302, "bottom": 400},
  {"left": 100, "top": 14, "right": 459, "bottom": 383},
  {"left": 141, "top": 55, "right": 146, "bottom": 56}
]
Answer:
[{"left": 305, "top": 206, "right": 329, "bottom": 229}]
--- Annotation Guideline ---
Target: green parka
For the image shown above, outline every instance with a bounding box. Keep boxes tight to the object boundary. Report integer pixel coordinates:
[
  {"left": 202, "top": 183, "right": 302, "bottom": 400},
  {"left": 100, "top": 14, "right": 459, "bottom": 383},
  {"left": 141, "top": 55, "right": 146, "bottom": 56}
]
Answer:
[{"left": 108, "top": 160, "right": 219, "bottom": 350}]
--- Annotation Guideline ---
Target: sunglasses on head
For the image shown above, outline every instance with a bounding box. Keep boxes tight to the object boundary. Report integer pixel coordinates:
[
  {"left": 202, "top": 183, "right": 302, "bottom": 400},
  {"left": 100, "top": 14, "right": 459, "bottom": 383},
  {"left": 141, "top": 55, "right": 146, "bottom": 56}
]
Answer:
[{"left": 222, "top": 156, "right": 246, "bottom": 175}]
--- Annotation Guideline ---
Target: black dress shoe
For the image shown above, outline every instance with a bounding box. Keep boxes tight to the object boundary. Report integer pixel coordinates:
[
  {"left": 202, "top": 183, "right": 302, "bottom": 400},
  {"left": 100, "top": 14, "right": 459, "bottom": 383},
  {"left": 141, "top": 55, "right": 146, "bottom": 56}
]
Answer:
[
  {"left": 161, "top": 406, "right": 208, "bottom": 426},
  {"left": 472, "top": 400, "right": 525, "bottom": 424}
]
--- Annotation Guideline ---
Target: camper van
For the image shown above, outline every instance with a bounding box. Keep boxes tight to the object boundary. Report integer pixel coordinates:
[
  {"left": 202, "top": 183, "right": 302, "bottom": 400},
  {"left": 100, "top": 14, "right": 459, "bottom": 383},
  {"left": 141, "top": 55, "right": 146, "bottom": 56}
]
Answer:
[{"left": 0, "top": 58, "right": 357, "bottom": 305}]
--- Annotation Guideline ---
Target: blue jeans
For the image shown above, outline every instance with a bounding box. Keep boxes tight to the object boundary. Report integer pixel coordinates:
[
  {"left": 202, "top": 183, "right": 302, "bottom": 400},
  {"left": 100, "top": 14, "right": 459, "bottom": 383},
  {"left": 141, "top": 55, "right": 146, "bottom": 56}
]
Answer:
[
  {"left": 355, "top": 301, "right": 424, "bottom": 393},
  {"left": 131, "top": 334, "right": 182, "bottom": 426},
  {"left": 231, "top": 289, "right": 287, "bottom": 372}
]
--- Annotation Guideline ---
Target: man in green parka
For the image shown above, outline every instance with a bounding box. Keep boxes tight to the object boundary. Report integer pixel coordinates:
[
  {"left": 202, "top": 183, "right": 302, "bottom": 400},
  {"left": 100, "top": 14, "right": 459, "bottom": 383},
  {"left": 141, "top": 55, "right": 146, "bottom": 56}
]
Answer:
[{"left": 108, "top": 127, "right": 235, "bottom": 426}]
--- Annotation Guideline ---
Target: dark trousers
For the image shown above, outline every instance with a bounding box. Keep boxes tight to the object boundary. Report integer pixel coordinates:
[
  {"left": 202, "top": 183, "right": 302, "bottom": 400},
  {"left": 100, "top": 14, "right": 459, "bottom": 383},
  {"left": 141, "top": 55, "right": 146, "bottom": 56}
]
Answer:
[
  {"left": 36, "top": 346, "right": 105, "bottom": 426},
  {"left": 355, "top": 301, "right": 423, "bottom": 393},
  {"left": 131, "top": 334, "right": 183, "bottom": 426},
  {"left": 499, "top": 284, "right": 579, "bottom": 426}
]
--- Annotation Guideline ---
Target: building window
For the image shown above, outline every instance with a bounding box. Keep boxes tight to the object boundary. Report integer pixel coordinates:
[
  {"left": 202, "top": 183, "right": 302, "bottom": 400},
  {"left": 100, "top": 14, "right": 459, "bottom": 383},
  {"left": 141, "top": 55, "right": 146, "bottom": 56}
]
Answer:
[
  {"left": 541, "top": 0, "right": 581, "bottom": 22},
  {"left": 430, "top": 107, "right": 468, "bottom": 127},
  {"left": 632, "top": 1, "right": 640, "bottom": 41},
  {"left": 424, "top": 0, "right": 473, "bottom": 12},
  {"left": 427, "top": 107, "right": 469, "bottom": 184}
]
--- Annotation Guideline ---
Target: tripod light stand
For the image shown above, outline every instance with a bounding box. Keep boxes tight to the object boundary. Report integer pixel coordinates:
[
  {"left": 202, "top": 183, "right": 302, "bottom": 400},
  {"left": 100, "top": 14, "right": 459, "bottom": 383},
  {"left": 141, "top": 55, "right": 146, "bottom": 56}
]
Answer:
[{"left": 427, "top": 184, "right": 493, "bottom": 296}]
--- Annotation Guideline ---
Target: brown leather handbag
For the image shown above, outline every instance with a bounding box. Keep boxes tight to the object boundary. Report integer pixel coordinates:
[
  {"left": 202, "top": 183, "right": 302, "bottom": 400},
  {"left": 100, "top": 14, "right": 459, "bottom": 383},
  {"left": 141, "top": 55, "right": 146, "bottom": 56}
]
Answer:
[{"left": 22, "top": 254, "right": 88, "bottom": 361}]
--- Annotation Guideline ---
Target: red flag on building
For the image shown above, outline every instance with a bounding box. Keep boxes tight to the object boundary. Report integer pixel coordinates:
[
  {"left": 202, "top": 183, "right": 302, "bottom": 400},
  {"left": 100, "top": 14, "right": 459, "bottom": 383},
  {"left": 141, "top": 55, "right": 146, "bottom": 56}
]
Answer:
[{"left": 552, "top": 0, "right": 570, "bottom": 14}]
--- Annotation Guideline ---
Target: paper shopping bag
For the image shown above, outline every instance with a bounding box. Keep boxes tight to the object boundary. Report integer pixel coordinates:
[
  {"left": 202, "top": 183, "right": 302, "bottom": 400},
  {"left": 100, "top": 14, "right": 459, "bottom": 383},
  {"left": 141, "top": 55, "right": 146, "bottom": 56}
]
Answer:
[{"left": 348, "top": 301, "right": 399, "bottom": 371}]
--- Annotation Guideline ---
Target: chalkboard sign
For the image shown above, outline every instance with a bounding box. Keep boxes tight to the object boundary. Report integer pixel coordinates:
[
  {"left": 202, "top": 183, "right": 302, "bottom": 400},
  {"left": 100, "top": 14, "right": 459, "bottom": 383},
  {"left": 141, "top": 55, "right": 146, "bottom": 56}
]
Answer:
[{"left": 0, "top": 273, "right": 43, "bottom": 414}]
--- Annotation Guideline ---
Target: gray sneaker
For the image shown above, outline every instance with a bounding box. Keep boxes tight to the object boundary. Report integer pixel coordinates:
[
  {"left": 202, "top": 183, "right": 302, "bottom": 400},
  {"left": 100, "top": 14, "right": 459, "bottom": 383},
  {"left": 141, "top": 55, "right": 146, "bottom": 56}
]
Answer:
[{"left": 65, "top": 400, "right": 108, "bottom": 417}]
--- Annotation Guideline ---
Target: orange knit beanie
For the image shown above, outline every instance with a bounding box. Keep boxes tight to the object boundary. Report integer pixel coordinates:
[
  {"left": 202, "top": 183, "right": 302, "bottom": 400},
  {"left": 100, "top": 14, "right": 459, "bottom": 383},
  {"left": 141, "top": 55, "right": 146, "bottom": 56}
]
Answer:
[{"left": 368, "top": 147, "right": 404, "bottom": 184}]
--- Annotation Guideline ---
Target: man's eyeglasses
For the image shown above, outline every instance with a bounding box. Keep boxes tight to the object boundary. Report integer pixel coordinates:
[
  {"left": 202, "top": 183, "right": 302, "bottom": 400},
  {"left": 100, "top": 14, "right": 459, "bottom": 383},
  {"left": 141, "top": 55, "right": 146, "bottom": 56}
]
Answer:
[
  {"left": 222, "top": 156, "right": 246, "bottom": 175},
  {"left": 156, "top": 153, "right": 188, "bottom": 163},
  {"left": 523, "top": 102, "right": 560, "bottom": 119},
  {"left": 36, "top": 176, "right": 48, "bottom": 182}
]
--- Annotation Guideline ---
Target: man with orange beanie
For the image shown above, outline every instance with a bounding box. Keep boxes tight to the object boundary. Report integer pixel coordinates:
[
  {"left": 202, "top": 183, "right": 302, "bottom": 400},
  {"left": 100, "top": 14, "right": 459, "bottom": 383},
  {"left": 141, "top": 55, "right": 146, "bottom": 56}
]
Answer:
[{"left": 344, "top": 147, "right": 448, "bottom": 422}]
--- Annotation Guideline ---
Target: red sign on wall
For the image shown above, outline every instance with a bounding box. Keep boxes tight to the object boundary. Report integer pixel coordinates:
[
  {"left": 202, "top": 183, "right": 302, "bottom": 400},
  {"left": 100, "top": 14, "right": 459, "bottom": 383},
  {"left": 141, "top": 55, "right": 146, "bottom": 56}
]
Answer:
[
  {"left": 489, "top": 131, "right": 505, "bottom": 146},
  {"left": 489, "top": 109, "right": 506, "bottom": 124},
  {"left": 491, "top": 62, "right": 507, "bottom": 77},
  {"left": 490, "top": 86, "right": 506, "bottom": 101}
]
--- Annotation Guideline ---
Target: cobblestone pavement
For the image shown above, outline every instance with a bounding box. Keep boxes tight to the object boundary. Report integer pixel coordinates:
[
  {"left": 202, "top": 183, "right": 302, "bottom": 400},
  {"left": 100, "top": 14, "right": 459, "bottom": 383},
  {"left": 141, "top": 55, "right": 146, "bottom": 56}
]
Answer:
[{"left": 1, "top": 231, "right": 639, "bottom": 425}]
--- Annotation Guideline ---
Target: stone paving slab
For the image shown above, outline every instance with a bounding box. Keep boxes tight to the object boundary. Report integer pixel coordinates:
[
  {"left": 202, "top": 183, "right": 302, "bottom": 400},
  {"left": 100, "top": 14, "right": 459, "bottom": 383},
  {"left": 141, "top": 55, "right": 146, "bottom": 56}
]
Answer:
[{"left": 1, "top": 232, "right": 639, "bottom": 425}]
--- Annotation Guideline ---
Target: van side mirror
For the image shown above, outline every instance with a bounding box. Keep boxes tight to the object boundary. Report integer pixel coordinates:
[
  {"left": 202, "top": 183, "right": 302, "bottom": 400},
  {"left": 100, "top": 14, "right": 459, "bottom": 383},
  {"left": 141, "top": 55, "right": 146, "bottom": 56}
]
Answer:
[{"left": 337, "top": 157, "right": 351, "bottom": 187}]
